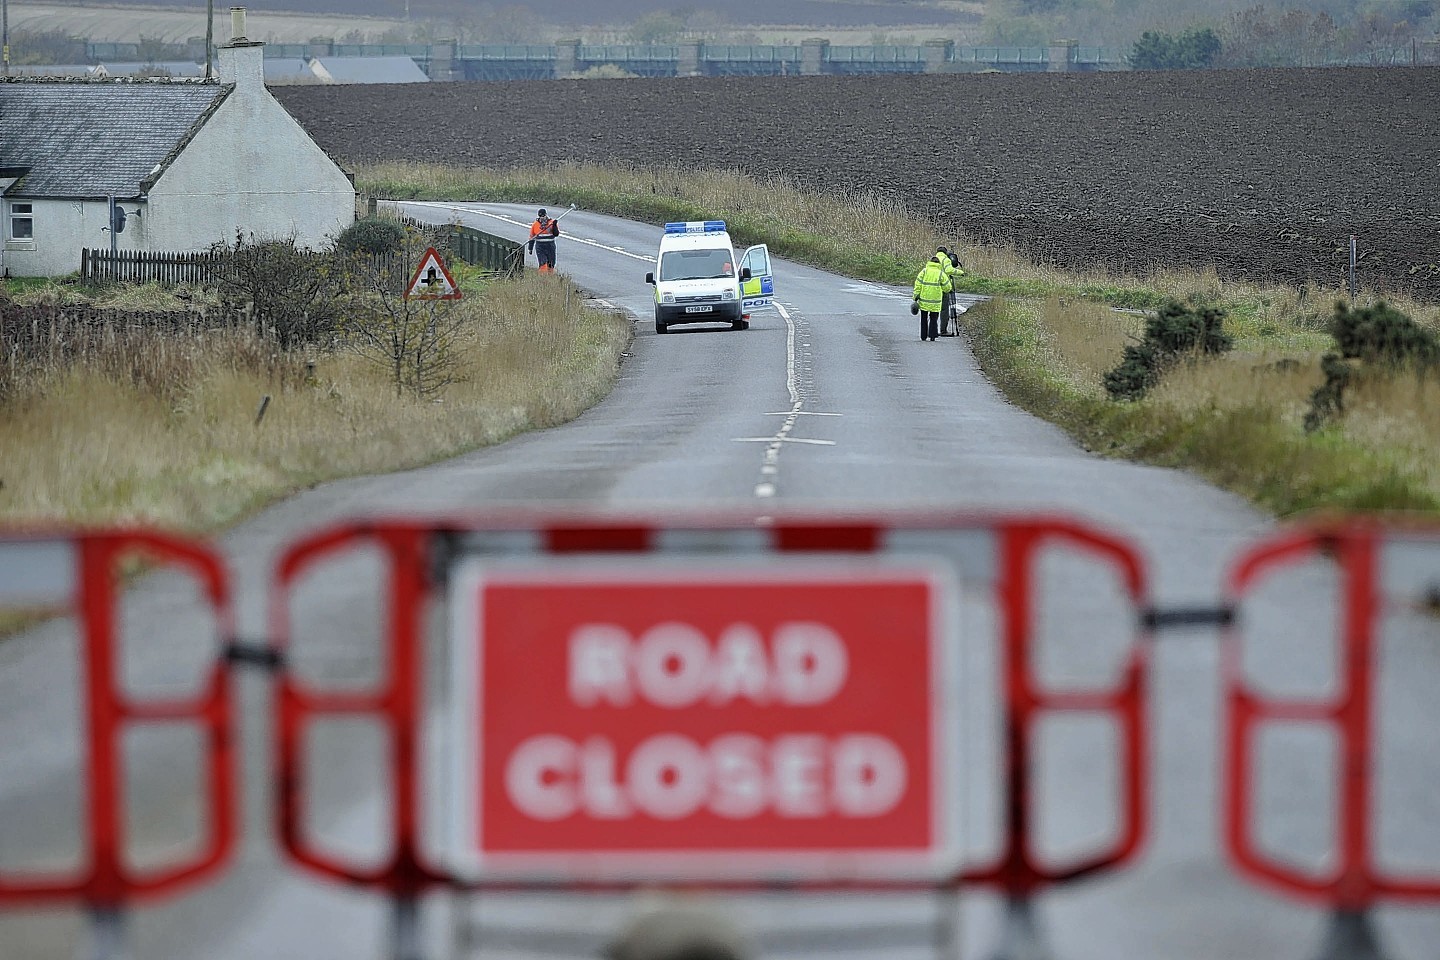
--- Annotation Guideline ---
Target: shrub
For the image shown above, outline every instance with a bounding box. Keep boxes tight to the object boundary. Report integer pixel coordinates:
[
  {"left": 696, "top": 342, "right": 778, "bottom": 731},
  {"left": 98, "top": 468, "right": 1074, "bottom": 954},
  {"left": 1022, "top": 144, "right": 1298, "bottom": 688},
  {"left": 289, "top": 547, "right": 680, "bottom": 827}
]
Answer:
[
  {"left": 338, "top": 228, "right": 470, "bottom": 400},
  {"left": 211, "top": 232, "right": 343, "bottom": 350},
  {"left": 1129, "top": 28, "right": 1223, "bottom": 70},
  {"left": 337, "top": 217, "right": 406, "bottom": 255},
  {"left": 1104, "top": 297, "right": 1232, "bottom": 400},
  {"left": 1329, "top": 299, "right": 1440, "bottom": 366},
  {"left": 1305, "top": 301, "right": 1439, "bottom": 431}
]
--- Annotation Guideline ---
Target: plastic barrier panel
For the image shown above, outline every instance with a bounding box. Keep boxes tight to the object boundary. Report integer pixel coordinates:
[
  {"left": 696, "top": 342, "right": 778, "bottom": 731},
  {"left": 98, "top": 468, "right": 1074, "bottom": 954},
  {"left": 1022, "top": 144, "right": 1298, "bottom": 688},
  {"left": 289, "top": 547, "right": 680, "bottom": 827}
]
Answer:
[
  {"left": 0, "top": 530, "right": 236, "bottom": 907},
  {"left": 1224, "top": 519, "right": 1440, "bottom": 908},
  {"left": 957, "top": 521, "right": 1151, "bottom": 894},
  {"left": 267, "top": 512, "right": 1152, "bottom": 899}
]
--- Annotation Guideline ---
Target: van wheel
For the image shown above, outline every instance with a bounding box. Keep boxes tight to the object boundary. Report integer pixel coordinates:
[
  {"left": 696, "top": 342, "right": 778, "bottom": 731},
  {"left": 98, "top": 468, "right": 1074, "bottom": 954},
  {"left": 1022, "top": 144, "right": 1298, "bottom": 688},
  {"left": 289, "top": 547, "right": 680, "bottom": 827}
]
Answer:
[
  {"left": 731, "top": 318, "right": 746, "bottom": 331},
  {"left": 656, "top": 320, "right": 669, "bottom": 334}
]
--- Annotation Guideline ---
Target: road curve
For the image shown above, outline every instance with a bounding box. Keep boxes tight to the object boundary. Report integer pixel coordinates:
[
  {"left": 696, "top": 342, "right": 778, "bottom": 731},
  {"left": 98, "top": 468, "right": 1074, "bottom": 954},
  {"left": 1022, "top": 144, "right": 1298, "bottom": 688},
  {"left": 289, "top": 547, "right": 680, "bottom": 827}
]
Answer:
[{"left": 0, "top": 203, "right": 1436, "bottom": 960}]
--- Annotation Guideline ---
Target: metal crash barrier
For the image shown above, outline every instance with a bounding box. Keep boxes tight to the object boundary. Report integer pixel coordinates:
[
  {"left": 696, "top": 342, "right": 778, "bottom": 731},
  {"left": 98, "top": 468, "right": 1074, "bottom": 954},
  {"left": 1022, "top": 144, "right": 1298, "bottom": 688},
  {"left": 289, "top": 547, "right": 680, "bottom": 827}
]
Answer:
[{"left": 0, "top": 530, "right": 237, "bottom": 948}]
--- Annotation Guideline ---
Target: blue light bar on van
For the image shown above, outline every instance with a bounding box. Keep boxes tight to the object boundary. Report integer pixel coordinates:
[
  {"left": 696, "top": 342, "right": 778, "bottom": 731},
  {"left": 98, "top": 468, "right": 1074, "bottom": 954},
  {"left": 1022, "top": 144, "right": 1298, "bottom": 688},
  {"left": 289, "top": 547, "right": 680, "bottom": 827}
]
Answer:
[{"left": 663, "top": 220, "right": 727, "bottom": 234}]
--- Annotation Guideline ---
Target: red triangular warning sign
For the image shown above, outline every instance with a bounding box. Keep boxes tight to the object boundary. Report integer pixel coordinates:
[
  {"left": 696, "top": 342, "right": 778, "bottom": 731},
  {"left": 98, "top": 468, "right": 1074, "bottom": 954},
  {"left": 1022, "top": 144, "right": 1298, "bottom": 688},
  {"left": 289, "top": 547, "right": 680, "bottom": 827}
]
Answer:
[{"left": 404, "top": 247, "right": 462, "bottom": 300}]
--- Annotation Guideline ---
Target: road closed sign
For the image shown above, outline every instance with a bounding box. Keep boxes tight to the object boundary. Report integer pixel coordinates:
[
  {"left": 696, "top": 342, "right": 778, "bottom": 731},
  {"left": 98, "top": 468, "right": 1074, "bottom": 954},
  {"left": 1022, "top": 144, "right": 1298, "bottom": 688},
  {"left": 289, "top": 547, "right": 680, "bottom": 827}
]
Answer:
[{"left": 447, "top": 559, "right": 961, "bottom": 882}]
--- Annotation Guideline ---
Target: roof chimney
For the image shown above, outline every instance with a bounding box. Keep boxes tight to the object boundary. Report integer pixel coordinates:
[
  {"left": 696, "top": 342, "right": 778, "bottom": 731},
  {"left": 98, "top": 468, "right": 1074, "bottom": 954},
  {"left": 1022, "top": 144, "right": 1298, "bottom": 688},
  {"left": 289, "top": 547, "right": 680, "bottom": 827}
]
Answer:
[{"left": 218, "top": 7, "right": 265, "bottom": 88}]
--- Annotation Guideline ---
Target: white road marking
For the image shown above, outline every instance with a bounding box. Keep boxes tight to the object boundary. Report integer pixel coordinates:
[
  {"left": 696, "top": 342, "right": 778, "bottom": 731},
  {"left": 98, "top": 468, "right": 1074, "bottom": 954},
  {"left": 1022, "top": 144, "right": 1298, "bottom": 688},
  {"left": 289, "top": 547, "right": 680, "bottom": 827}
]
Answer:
[
  {"left": 746, "top": 302, "right": 840, "bottom": 498},
  {"left": 780, "top": 301, "right": 799, "bottom": 406},
  {"left": 400, "top": 201, "right": 653, "bottom": 263}
]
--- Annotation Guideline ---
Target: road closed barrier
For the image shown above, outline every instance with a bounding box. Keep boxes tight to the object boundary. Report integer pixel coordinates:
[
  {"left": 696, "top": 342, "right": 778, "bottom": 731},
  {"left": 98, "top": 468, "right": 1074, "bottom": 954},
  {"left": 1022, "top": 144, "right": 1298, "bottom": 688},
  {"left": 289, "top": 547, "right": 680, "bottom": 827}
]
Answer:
[
  {"left": 0, "top": 530, "right": 237, "bottom": 937},
  {"left": 265, "top": 511, "right": 1153, "bottom": 959},
  {"left": 1223, "top": 518, "right": 1440, "bottom": 958},
  {"left": 15, "top": 512, "right": 1434, "bottom": 960}
]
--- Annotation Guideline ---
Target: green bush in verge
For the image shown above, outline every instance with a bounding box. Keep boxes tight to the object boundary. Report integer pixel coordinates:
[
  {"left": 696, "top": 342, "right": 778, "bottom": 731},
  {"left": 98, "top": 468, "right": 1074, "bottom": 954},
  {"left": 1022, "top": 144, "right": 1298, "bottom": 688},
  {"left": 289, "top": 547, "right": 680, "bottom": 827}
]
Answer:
[
  {"left": 1104, "top": 297, "right": 1232, "bottom": 400},
  {"left": 1305, "top": 300, "right": 1440, "bottom": 432},
  {"left": 337, "top": 217, "right": 406, "bottom": 255}
]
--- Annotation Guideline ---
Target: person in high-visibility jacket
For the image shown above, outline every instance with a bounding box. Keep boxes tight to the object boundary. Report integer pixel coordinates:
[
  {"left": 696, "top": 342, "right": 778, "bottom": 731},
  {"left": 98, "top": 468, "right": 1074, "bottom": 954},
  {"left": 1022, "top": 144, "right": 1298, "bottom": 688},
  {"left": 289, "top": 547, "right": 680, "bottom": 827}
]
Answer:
[
  {"left": 528, "top": 208, "right": 560, "bottom": 273},
  {"left": 912, "top": 254, "right": 953, "bottom": 342},
  {"left": 935, "top": 246, "right": 965, "bottom": 336}
]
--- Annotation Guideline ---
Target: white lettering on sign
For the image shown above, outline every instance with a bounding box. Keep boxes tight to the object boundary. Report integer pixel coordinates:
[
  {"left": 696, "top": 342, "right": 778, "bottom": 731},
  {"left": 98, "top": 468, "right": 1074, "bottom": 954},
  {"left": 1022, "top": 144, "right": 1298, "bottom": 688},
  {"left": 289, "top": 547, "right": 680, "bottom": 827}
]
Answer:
[
  {"left": 567, "top": 621, "right": 850, "bottom": 708},
  {"left": 504, "top": 733, "right": 908, "bottom": 822}
]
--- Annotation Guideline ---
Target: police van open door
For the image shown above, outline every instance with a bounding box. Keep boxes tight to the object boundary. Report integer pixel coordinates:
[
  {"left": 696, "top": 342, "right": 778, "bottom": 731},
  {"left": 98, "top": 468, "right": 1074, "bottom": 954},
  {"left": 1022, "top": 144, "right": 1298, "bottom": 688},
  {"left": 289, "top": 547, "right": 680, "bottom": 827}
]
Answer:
[{"left": 740, "top": 245, "right": 774, "bottom": 311}]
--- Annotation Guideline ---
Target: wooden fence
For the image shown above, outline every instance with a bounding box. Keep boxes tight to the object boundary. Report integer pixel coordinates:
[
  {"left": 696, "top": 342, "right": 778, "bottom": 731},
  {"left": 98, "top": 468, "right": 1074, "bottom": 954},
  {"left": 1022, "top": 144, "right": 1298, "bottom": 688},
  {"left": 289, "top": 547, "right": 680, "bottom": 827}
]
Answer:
[
  {"left": 81, "top": 248, "right": 227, "bottom": 285},
  {"left": 78, "top": 220, "right": 524, "bottom": 288}
]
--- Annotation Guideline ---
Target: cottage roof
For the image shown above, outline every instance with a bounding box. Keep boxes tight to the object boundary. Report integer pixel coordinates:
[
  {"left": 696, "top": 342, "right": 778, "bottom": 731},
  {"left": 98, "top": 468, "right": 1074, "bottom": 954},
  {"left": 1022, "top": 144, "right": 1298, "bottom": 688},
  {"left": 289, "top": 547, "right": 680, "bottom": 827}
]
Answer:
[
  {"left": 309, "top": 55, "right": 429, "bottom": 84},
  {"left": 6, "top": 64, "right": 100, "bottom": 78},
  {"left": 96, "top": 61, "right": 210, "bottom": 79},
  {"left": 0, "top": 80, "right": 229, "bottom": 199},
  {"left": 263, "top": 57, "right": 312, "bottom": 81}
]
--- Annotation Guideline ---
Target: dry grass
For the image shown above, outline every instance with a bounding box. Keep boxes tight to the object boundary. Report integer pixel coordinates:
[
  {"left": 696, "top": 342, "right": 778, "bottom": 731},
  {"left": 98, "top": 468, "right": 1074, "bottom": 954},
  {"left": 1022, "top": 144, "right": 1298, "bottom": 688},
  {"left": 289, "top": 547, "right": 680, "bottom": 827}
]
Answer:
[
  {"left": 1032, "top": 297, "right": 1141, "bottom": 395},
  {"left": 1339, "top": 371, "right": 1440, "bottom": 490},
  {"left": 0, "top": 272, "right": 630, "bottom": 530},
  {"left": 980, "top": 295, "right": 1439, "bottom": 513}
]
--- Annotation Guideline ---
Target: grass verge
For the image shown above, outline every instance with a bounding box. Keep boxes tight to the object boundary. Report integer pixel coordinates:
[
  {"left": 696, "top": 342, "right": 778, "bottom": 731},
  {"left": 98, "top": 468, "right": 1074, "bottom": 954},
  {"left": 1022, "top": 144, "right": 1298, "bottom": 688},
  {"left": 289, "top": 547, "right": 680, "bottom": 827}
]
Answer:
[
  {"left": 963, "top": 296, "right": 1438, "bottom": 515},
  {"left": 357, "top": 160, "right": 1440, "bottom": 516},
  {"left": 0, "top": 272, "right": 631, "bottom": 531}
]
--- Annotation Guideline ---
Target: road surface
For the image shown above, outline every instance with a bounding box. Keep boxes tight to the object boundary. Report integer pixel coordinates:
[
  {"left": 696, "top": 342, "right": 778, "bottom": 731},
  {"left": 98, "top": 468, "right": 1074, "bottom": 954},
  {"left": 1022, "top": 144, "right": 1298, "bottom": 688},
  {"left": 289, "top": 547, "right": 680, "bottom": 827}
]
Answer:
[{"left": 0, "top": 203, "right": 1436, "bottom": 960}]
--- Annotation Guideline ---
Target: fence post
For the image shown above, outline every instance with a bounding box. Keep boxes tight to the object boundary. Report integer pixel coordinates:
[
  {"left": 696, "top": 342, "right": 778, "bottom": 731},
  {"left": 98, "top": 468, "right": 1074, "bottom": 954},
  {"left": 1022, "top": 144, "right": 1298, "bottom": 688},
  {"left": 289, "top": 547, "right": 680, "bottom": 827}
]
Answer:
[{"left": 1348, "top": 236, "right": 1358, "bottom": 300}]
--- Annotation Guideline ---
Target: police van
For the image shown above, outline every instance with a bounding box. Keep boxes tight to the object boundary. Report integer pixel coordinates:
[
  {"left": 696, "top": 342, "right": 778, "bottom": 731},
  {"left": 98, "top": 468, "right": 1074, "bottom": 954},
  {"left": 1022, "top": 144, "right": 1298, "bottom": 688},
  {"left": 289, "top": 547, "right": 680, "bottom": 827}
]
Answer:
[{"left": 644, "top": 221, "right": 774, "bottom": 334}]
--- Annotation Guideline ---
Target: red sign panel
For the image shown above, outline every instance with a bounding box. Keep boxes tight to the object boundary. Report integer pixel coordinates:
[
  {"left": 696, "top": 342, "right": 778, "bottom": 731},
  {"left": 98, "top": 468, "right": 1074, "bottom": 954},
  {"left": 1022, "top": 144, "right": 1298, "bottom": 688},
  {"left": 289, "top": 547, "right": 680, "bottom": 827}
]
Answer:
[{"left": 447, "top": 560, "right": 960, "bottom": 881}]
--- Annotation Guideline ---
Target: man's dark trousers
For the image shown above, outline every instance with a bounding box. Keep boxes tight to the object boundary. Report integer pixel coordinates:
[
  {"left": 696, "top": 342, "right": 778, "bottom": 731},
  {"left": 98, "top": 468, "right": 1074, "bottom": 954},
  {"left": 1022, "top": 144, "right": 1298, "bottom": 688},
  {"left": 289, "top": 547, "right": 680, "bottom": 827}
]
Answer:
[{"left": 920, "top": 310, "right": 940, "bottom": 341}]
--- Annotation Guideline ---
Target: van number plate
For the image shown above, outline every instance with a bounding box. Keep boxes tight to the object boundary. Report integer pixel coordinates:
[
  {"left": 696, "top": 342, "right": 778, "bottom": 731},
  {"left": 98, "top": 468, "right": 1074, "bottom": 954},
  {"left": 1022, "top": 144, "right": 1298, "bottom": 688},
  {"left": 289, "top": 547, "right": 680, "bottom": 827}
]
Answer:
[{"left": 684, "top": 305, "right": 714, "bottom": 314}]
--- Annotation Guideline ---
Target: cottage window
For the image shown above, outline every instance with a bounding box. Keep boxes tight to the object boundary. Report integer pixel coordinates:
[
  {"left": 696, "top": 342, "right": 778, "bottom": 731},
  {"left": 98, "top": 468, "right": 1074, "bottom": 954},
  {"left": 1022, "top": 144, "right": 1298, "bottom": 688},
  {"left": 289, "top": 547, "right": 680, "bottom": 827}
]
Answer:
[{"left": 8, "top": 203, "right": 32, "bottom": 241}]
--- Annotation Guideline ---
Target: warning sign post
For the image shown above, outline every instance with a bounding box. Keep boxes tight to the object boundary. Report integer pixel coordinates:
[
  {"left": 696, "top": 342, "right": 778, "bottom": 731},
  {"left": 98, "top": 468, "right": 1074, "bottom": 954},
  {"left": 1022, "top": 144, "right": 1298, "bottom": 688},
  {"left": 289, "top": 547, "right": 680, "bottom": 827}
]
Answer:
[
  {"left": 405, "top": 246, "right": 461, "bottom": 300},
  {"left": 447, "top": 559, "right": 961, "bottom": 882}
]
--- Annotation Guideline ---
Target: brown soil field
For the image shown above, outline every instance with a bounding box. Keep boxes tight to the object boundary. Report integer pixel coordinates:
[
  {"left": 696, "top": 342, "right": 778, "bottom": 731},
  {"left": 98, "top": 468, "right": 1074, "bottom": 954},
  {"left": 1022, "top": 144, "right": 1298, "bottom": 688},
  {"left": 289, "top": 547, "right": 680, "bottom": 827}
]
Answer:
[{"left": 275, "top": 68, "right": 1440, "bottom": 298}]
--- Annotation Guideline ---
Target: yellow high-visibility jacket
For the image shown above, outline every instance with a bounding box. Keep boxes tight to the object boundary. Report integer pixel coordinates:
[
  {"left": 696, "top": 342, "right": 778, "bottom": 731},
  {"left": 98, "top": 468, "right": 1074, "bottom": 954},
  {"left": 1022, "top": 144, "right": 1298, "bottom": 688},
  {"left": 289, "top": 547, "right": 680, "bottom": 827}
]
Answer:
[
  {"left": 913, "top": 258, "right": 953, "bottom": 312},
  {"left": 937, "top": 250, "right": 965, "bottom": 283}
]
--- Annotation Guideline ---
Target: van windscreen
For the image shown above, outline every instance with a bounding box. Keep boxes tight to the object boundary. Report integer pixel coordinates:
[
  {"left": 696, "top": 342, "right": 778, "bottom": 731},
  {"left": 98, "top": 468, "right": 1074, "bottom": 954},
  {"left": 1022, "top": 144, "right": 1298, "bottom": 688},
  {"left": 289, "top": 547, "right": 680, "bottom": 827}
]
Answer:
[{"left": 659, "top": 249, "right": 734, "bottom": 281}]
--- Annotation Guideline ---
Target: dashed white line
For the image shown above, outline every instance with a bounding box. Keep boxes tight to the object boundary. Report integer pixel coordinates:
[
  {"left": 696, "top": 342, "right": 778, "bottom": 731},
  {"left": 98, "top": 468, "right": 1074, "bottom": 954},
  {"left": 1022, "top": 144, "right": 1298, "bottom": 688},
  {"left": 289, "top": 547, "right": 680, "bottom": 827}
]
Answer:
[{"left": 779, "top": 302, "right": 799, "bottom": 406}]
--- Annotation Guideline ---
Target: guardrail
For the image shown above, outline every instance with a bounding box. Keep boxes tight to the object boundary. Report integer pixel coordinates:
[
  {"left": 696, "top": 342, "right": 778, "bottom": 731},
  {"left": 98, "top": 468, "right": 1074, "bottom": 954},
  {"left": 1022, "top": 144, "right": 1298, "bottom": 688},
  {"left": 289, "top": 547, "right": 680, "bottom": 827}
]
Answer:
[
  {"left": 78, "top": 39, "right": 1435, "bottom": 77},
  {"left": 452, "top": 224, "right": 524, "bottom": 277}
]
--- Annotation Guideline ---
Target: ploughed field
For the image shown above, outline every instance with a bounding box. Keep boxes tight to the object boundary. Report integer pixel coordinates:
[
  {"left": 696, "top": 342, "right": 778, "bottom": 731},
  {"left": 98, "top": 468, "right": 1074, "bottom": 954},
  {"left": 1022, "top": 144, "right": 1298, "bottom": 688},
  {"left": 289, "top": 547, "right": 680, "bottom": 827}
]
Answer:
[{"left": 276, "top": 69, "right": 1440, "bottom": 297}]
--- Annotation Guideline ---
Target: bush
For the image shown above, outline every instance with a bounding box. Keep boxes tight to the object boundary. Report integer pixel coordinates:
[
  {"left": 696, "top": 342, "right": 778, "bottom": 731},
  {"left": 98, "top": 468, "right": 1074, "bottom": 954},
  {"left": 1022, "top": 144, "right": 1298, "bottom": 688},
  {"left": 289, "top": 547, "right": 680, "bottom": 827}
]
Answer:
[
  {"left": 1104, "top": 297, "right": 1232, "bottom": 400},
  {"left": 1129, "top": 28, "right": 1223, "bottom": 70},
  {"left": 211, "top": 232, "right": 343, "bottom": 350},
  {"left": 1329, "top": 299, "right": 1440, "bottom": 366},
  {"left": 1305, "top": 301, "right": 1439, "bottom": 431},
  {"left": 337, "top": 217, "right": 406, "bottom": 255}
]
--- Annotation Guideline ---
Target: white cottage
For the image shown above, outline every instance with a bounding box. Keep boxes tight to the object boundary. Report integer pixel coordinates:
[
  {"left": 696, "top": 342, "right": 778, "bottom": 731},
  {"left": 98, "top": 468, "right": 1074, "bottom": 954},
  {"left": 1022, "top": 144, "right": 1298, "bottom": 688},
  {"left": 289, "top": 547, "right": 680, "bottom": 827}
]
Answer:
[{"left": 0, "top": 26, "right": 354, "bottom": 278}]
